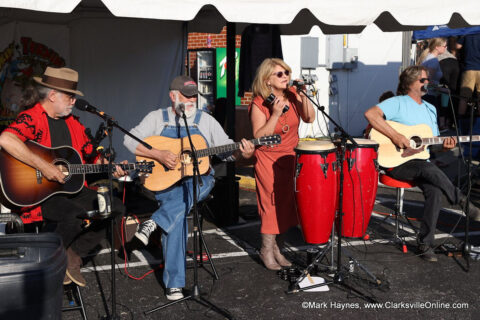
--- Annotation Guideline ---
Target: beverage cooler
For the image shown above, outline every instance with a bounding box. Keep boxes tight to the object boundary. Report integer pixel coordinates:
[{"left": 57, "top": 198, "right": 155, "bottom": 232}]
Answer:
[
  {"left": 187, "top": 48, "right": 216, "bottom": 113},
  {"left": 187, "top": 48, "right": 241, "bottom": 113}
]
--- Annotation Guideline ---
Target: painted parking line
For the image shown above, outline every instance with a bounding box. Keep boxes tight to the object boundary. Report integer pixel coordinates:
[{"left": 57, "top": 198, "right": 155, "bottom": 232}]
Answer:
[{"left": 83, "top": 197, "right": 479, "bottom": 272}]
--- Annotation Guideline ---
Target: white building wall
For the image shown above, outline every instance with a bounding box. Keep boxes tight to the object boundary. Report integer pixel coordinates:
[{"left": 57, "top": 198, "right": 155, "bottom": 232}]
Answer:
[{"left": 281, "top": 25, "right": 404, "bottom": 139}]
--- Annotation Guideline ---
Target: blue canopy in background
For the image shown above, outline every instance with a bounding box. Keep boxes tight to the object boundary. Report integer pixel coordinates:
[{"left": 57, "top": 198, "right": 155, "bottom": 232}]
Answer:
[{"left": 413, "top": 25, "right": 480, "bottom": 40}]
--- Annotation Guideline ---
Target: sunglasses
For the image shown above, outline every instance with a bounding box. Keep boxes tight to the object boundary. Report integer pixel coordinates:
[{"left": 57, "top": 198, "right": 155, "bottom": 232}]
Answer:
[
  {"left": 272, "top": 70, "right": 290, "bottom": 78},
  {"left": 419, "top": 78, "right": 429, "bottom": 83},
  {"left": 57, "top": 90, "right": 76, "bottom": 100}
]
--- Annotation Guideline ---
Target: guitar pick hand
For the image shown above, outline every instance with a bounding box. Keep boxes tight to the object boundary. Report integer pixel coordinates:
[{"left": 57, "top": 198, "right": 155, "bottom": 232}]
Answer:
[
  {"left": 392, "top": 133, "right": 411, "bottom": 149},
  {"left": 156, "top": 149, "right": 178, "bottom": 170},
  {"left": 40, "top": 162, "right": 66, "bottom": 184}
]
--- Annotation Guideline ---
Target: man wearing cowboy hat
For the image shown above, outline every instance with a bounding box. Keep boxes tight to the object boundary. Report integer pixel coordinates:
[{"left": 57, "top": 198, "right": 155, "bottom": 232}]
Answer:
[
  {"left": 124, "top": 75, "right": 255, "bottom": 301},
  {"left": 0, "top": 66, "right": 128, "bottom": 286}
]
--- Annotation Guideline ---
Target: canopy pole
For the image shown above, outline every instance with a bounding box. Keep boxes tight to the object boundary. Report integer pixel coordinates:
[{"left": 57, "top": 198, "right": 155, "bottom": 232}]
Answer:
[
  {"left": 401, "top": 31, "right": 413, "bottom": 72},
  {"left": 225, "top": 22, "right": 239, "bottom": 225},
  {"left": 226, "top": 22, "right": 236, "bottom": 139}
]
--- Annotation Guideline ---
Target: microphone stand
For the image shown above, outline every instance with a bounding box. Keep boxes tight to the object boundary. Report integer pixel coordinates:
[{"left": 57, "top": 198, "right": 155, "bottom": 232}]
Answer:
[
  {"left": 82, "top": 110, "right": 152, "bottom": 320},
  {"left": 105, "top": 119, "right": 118, "bottom": 320},
  {"left": 286, "top": 87, "right": 379, "bottom": 302},
  {"left": 144, "top": 111, "right": 231, "bottom": 319},
  {"left": 463, "top": 99, "right": 474, "bottom": 270},
  {"left": 437, "top": 95, "right": 479, "bottom": 271}
]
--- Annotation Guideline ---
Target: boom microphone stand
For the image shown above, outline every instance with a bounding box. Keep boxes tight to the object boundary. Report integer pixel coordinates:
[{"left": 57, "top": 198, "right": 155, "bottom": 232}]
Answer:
[
  {"left": 144, "top": 110, "right": 232, "bottom": 319},
  {"left": 75, "top": 99, "right": 153, "bottom": 319},
  {"left": 286, "top": 87, "right": 379, "bottom": 302}
]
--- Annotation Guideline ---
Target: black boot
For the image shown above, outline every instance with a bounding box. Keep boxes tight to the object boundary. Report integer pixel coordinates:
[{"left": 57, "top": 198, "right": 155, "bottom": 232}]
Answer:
[{"left": 459, "top": 196, "right": 480, "bottom": 222}]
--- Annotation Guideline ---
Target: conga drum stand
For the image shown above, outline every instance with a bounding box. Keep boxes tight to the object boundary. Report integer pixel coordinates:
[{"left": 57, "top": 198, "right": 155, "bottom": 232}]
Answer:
[{"left": 287, "top": 88, "right": 382, "bottom": 302}]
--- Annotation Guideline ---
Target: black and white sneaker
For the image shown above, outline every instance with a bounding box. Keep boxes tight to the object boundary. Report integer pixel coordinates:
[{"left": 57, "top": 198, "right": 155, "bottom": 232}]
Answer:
[
  {"left": 166, "top": 288, "right": 184, "bottom": 301},
  {"left": 135, "top": 219, "right": 157, "bottom": 246}
]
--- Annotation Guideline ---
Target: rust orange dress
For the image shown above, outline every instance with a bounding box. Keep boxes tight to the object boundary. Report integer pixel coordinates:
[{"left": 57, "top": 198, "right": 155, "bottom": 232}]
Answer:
[{"left": 249, "top": 88, "right": 300, "bottom": 234}]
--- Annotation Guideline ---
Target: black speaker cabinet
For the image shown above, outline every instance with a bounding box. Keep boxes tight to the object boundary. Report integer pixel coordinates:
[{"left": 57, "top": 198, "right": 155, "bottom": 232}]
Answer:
[{"left": 0, "top": 233, "right": 66, "bottom": 319}]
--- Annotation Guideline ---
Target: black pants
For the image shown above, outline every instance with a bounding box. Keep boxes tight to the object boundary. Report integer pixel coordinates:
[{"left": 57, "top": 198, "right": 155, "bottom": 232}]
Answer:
[
  {"left": 41, "top": 187, "right": 125, "bottom": 257},
  {"left": 388, "top": 159, "right": 463, "bottom": 246}
]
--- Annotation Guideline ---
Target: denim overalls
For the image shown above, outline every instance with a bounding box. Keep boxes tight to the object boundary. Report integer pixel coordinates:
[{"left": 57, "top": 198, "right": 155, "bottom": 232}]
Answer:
[{"left": 152, "top": 109, "right": 215, "bottom": 288}]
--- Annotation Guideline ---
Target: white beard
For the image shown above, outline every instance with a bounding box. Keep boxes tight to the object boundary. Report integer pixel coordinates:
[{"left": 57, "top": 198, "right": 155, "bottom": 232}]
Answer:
[
  {"left": 183, "top": 102, "right": 196, "bottom": 118},
  {"left": 174, "top": 93, "right": 197, "bottom": 118},
  {"left": 59, "top": 105, "right": 73, "bottom": 118}
]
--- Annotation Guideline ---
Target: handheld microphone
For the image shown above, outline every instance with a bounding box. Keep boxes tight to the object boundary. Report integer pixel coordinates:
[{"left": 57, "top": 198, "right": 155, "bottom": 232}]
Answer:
[
  {"left": 426, "top": 83, "right": 450, "bottom": 94},
  {"left": 289, "top": 79, "right": 314, "bottom": 87}
]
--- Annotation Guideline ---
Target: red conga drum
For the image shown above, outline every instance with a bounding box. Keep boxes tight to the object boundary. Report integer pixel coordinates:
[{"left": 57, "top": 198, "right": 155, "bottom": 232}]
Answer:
[
  {"left": 295, "top": 140, "right": 338, "bottom": 244},
  {"left": 337, "top": 138, "right": 379, "bottom": 238}
]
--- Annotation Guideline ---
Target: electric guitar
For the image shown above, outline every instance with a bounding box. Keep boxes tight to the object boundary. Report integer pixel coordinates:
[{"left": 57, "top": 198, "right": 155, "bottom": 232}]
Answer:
[
  {"left": 369, "top": 120, "right": 480, "bottom": 168},
  {"left": 136, "top": 134, "right": 281, "bottom": 191},
  {"left": 0, "top": 140, "right": 154, "bottom": 207}
]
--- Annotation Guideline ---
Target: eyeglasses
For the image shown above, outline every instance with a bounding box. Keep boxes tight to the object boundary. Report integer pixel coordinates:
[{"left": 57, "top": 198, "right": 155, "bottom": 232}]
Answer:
[
  {"left": 272, "top": 70, "right": 290, "bottom": 78},
  {"left": 419, "top": 78, "right": 429, "bottom": 83}
]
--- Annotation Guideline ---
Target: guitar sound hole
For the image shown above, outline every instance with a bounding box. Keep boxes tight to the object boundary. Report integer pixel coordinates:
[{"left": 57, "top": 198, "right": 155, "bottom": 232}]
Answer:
[
  {"left": 54, "top": 160, "right": 71, "bottom": 182},
  {"left": 410, "top": 136, "right": 422, "bottom": 148},
  {"left": 181, "top": 151, "right": 193, "bottom": 165}
]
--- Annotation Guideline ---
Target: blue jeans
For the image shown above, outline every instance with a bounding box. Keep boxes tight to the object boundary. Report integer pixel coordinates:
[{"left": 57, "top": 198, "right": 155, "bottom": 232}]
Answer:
[{"left": 152, "top": 174, "right": 215, "bottom": 288}]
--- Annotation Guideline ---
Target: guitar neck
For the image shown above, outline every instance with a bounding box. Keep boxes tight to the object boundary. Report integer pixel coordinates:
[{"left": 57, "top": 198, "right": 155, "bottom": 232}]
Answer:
[
  {"left": 422, "top": 135, "right": 480, "bottom": 146},
  {"left": 196, "top": 137, "right": 263, "bottom": 158},
  {"left": 68, "top": 163, "right": 136, "bottom": 174}
]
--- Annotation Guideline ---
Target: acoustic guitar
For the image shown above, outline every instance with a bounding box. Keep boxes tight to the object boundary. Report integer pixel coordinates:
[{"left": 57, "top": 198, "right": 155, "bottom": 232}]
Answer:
[
  {"left": 369, "top": 120, "right": 480, "bottom": 168},
  {"left": 0, "top": 140, "right": 154, "bottom": 207},
  {"left": 136, "top": 134, "right": 281, "bottom": 191}
]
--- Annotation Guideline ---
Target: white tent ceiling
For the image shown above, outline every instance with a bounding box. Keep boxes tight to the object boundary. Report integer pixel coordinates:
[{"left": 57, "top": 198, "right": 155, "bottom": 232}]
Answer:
[
  {"left": 1, "top": 0, "right": 479, "bottom": 34},
  {"left": 1, "top": 0, "right": 479, "bottom": 161}
]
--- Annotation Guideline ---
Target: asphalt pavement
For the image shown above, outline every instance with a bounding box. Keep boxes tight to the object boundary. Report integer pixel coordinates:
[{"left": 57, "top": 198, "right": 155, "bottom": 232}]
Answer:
[{"left": 61, "top": 145, "right": 480, "bottom": 320}]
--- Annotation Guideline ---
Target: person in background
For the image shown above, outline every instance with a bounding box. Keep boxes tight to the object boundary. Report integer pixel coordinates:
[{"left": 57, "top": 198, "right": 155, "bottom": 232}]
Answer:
[
  {"left": 363, "top": 90, "right": 395, "bottom": 138},
  {"left": 379, "top": 90, "right": 395, "bottom": 103},
  {"left": 417, "top": 37, "right": 448, "bottom": 131},
  {"left": 438, "top": 37, "right": 460, "bottom": 129},
  {"left": 457, "top": 33, "right": 480, "bottom": 117},
  {"left": 249, "top": 58, "right": 315, "bottom": 270}
]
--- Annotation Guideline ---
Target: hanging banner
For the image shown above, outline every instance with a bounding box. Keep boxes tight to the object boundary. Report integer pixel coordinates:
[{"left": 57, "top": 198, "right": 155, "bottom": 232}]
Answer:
[
  {"left": 0, "top": 22, "right": 69, "bottom": 121},
  {"left": 216, "top": 47, "right": 241, "bottom": 105}
]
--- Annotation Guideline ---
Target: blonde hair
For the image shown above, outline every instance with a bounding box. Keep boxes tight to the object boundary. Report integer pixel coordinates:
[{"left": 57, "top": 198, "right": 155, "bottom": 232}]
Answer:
[
  {"left": 251, "top": 58, "right": 292, "bottom": 99},
  {"left": 417, "top": 37, "right": 447, "bottom": 65}
]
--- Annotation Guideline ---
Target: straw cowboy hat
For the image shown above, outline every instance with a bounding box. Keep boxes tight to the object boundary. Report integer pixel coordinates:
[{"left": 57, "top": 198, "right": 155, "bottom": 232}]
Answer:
[{"left": 33, "top": 66, "right": 84, "bottom": 96}]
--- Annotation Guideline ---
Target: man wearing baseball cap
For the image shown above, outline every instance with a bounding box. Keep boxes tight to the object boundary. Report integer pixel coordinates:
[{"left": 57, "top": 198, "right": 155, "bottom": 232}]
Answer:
[
  {"left": 124, "top": 75, "right": 255, "bottom": 301},
  {"left": 0, "top": 66, "right": 127, "bottom": 287}
]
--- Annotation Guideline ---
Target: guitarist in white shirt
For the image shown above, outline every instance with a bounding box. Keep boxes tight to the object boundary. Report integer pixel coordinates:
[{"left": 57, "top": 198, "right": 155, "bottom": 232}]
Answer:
[
  {"left": 123, "top": 75, "right": 254, "bottom": 300},
  {"left": 365, "top": 65, "right": 480, "bottom": 262}
]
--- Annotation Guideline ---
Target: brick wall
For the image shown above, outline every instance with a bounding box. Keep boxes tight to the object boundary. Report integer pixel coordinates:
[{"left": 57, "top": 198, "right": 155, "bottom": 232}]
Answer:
[{"left": 187, "top": 26, "right": 252, "bottom": 106}]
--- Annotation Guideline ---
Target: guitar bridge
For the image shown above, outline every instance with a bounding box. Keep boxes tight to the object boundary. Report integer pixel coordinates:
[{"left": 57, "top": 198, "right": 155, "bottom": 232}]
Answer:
[{"left": 36, "top": 170, "right": 42, "bottom": 184}]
